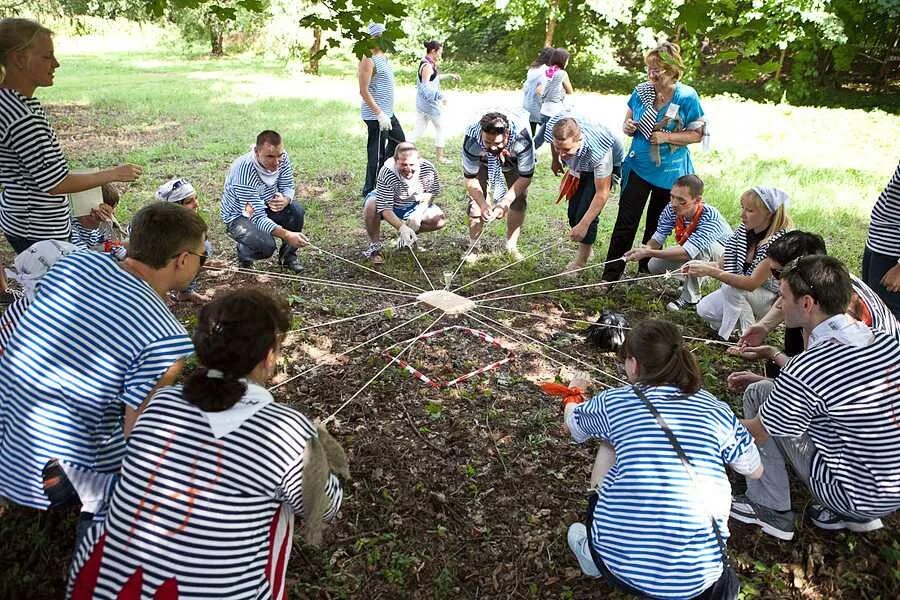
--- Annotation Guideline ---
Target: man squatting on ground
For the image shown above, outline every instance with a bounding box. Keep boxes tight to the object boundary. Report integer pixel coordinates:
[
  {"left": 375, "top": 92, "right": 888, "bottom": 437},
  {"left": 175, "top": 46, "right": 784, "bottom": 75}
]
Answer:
[{"left": 220, "top": 130, "right": 307, "bottom": 273}]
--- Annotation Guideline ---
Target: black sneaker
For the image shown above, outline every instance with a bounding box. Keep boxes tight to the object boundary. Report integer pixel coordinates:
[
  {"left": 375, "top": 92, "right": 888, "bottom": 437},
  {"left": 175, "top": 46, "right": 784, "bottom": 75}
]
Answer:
[
  {"left": 730, "top": 494, "right": 796, "bottom": 540},
  {"left": 806, "top": 502, "right": 883, "bottom": 533},
  {"left": 666, "top": 298, "right": 697, "bottom": 312},
  {"left": 280, "top": 260, "right": 303, "bottom": 274},
  {"left": 238, "top": 260, "right": 254, "bottom": 269},
  {"left": 42, "top": 459, "right": 79, "bottom": 509}
]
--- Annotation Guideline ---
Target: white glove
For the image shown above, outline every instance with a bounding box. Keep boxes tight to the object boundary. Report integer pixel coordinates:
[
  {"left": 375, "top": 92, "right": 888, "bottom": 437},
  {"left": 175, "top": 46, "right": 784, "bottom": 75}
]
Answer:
[
  {"left": 398, "top": 224, "right": 417, "bottom": 249},
  {"left": 405, "top": 200, "right": 430, "bottom": 232},
  {"left": 377, "top": 112, "right": 392, "bottom": 131}
]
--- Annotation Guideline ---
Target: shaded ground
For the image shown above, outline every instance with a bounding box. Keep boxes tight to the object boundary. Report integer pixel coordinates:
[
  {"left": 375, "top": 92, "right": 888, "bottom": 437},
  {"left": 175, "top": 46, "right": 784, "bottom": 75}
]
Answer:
[{"left": 0, "top": 97, "right": 898, "bottom": 600}]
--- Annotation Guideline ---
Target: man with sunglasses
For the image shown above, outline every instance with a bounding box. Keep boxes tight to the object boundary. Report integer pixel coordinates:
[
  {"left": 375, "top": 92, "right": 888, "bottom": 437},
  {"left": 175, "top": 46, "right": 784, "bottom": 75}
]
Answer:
[
  {"left": 545, "top": 114, "right": 624, "bottom": 273},
  {"left": 725, "top": 255, "right": 900, "bottom": 540},
  {"left": 0, "top": 202, "right": 203, "bottom": 517},
  {"left": 461, "top": 112, "right": 534, "bottom": 261},
  {"left": 221, "top": 130, "right": 307, "bottom": 273}
]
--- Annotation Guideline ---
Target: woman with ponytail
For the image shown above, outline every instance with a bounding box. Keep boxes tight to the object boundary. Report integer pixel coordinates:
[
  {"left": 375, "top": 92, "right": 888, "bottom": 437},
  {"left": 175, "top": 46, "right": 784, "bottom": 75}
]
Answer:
[
  {"left": 0, "top": 18, "right": 141, "bottom": 253},
  {"left": 409, "top": 40, "right": 458, "bottom": 164},
  {"left": 563, "top": 319, "right": 762, "bottom": 599},
  {"left": 67, "top": 288, "right": 346, "bottom": 600}
]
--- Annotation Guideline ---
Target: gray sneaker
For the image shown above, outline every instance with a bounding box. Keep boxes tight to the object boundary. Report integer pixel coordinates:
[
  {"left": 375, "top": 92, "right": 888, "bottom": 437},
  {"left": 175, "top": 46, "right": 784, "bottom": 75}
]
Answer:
[
  {"left": 730, "top": 494, "right": 796, "bottom": 541},
  {"left": 806, "top": 502, "right": 883, "bottom": 533}
]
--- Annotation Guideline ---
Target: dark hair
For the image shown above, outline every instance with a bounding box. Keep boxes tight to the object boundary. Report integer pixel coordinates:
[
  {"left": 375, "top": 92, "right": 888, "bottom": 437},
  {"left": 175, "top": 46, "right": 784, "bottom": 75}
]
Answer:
[
  {"left": 424, "top": 40, "right": 442, "bottom": 53},
  {"left": 256, "top": 130, "right": 282, "bottom": 148},
  {"left": 619, "top": 320, "right": 701, "bottom": 394},
  {"left": 393, "top": 141, "right": 418, "bottom": 160},
  {"left": 184, "top": 288, "right": 291, "bottom": 412},
  {"left": 781, "top": 255, "right": 850, "bottom": 316},
  {"left": 530, "top": 47, "right": 553, "bottom": 68},
  {"left": 673, "top": 174, "right": 703, "bottom": 198},
  {"left": 127, "top": 202, "right": 207, "bottom": 269},
  {"left": 479, "top": 112, "right": 509, "bottom": 133},
  {"left": 548, "top": 48, "right": 570, "bottom": 69},
  {"left": 100, "top": 183, "right": 120, "bottom": 208},
  {"left": 766, "top": 230, "right": 827, "bottom": 266}
]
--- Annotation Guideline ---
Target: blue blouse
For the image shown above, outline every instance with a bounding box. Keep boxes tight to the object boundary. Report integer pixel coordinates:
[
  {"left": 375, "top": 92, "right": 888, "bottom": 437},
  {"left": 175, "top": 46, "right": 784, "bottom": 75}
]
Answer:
[{"left": 623, "top": 82, "right": 704, "bottom": 190}]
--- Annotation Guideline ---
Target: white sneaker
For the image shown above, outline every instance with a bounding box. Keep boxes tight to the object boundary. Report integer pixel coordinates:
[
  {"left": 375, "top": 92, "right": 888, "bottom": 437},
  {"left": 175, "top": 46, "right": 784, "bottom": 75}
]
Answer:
[{"left": 567, "top": 523, "right": 602, "bottom": 578}]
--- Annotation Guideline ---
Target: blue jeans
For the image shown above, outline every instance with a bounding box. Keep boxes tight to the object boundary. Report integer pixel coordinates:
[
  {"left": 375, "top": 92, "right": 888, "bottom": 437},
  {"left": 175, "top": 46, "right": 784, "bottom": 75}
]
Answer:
[
  {"left": 226, "top": 202, "right": 305, "bottom": 264},
  {"left": 862, "top": 247, "right": 900, "bottom": 321}
]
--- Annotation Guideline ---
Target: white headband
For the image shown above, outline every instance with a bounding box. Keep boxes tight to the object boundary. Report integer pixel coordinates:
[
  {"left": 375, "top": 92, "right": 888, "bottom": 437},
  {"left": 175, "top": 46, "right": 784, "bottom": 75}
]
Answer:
[
  {"left": 156, "top": 178, "right": 196, "bottom": 204},
  {"left": 752, "top": 186, "right": 789, "bottom": 213}
]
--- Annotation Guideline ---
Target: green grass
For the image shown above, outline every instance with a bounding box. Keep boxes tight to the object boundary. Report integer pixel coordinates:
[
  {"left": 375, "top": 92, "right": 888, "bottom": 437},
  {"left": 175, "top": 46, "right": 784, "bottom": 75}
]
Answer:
[{"left": 2, "top": 47, "right": 899, "bottom": 598}]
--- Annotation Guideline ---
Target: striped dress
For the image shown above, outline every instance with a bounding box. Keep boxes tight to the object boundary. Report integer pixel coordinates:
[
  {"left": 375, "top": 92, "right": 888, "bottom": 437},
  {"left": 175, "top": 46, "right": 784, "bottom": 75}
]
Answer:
[
  {"left": 375, "top": 158, "right": 440, "bottom": 214},
  {"left": 722, "top": 225, "right": 787, "bottom": 293},
  {"left": 360, "top": 54, "right": 395, "bottom": 120},
  {"left": 67, "top": 384, "right": 343, "bottom": 600},
  {"left": 415, "top": 59, "right": 443, "bottom": 118},
  {"left": 759, "top": 331, "right": 900, "bottom": 519},
  {"left": 650, "top": 204, "right": 733, "bottom": 259},
  {"left": 543, "top": 114, "right": 624, "bottom": 179},
  {"left": 220, "top": 152, "right": 296, "bottom": 235},
  {"left": 567, "top": 385, "right": 760, "bottom": 598},
  {"left": 0, "top": 251, "right": 194, "bottom": 508},
  {"left": 0, "top": 88, "right": 71, "bottom": 240},
  {"left": 865, "top": 161, "right": 900, "bottom": 257}
]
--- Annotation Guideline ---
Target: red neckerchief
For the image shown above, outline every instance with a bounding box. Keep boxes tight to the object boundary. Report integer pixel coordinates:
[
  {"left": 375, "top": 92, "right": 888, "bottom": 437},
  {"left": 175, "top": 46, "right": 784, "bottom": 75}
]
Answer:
[
  {"left": 556, "top": 171, "right": 579, "bottom": 204},
  {"left": 849, "top": 293, "right": 874, "bottom": 327},
  {"left": 675, "top": 202, "right": 704, "bottom": 245}
]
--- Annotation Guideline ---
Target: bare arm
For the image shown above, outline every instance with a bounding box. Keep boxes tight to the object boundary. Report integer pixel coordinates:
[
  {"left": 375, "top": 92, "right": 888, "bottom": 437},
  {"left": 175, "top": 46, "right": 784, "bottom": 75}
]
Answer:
[
  {"left": 49, "top": 165, "right": 142, "bottom": 195},
  {"left": 740, "top": 415, "right": 770, "bottom": 446},
  {"left": 123, "top": 359, "right": 184, "bottom": 438},
  {"left": 357, "top": 57, "right": 382, "bottom": 116},
  {"left": 562, "top": 72, "right": 574, "bottom": 94},
  {"left": 650, "top": 129, "right": 703, "bottom": 147}
]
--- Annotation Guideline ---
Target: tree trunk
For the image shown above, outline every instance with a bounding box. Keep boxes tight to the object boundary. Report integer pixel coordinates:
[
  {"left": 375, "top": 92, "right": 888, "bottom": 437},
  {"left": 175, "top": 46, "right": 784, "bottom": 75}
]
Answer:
[
  {"left": 544, "top": 0, "right": 558, "bottom": 47},
  {"left": 209, "top": 22, "right": 224, "bottom": 57},
  {"left": 309, "top": 27, "right": 322, "bottom": 75},
  {"left": 774, "top": 47, "right": 787, "bottom": 81}
]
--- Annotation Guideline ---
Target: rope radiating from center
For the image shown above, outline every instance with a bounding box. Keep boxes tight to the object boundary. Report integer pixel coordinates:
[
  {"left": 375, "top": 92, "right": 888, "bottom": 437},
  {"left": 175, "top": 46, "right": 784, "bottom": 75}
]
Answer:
[
  {"left": 305, "top": 241, "right": 426, "bottom": 292},
  {"left": 473, "top": 272, "right": 672, "bottom": 303},
  {"left": 467, "top": 256, "right": 627, "bottom": 300},
  {"left": 451, "top": 238, "right": 569, "bottom": 294},
  {"left": 443, "top": 223, "right": 490, "bottom": 290},
  {"left": 406, "top": 245, "right": 435, "bottom": 291},
  {"left": 287, "top": 300, "right": 422, "bottom": 334},
  {"left": 203, "top": 265, "right": 419, "bottom": 298}
]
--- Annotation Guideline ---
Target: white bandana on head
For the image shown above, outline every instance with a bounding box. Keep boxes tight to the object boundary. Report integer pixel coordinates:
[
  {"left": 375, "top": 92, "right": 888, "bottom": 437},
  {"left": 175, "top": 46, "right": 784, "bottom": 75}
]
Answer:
[
  {"left": 155, "top": 177, "right": 196, "bottom": 204},
  {"left": 752, "top": 186, "right": 789, "bottom": 213},
  {"left": 5, "top": 240, "right": 78, "bottom": 301}
]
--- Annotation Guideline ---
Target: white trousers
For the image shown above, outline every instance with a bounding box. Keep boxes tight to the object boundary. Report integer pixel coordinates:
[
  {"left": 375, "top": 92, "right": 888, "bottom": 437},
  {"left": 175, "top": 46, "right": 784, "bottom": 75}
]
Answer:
[
  {"left": 697, "top": 283, "right": 776, "bottom": 339},
  {"left": 410, "top": 112, "right": 445, "bottom": 148}
]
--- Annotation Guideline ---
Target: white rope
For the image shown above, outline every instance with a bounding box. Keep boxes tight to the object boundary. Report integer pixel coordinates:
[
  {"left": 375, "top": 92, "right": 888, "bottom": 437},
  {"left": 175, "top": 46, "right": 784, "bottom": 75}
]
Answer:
[
  {"left": 322, "top": 311, "right": 446, "bottom": 424},
  {"left": 466, "top": 309, "right": 628, "bottom": 387},
  {"left": 203, "top": 265, "right": 419, "bottom": 298},
  {"left": 406, "top": 245, "right": 435, "bottom": 291},
  {"left": 451, "top": 238, "right": 569, "bottom": 294},
  {"left": 287, "top": 300, "right": 422, "bottom": 334},
  {"left": 467, "top": 256, "right": 627, "bottom": 300},
  {"left": 269, "top": 308, "right": 438, "bottom": 391},
  {"left": 305, "top": 241, "right": 426, "bottom": 292},
  {"left": 472, "top": 272, "right": 673, "bottom": 303},
  {"left": 478, "top": 304, "right": 738, "bottom": 347},
  {"left": 443, "top": 221, "right": 490, "bottom": 290}
]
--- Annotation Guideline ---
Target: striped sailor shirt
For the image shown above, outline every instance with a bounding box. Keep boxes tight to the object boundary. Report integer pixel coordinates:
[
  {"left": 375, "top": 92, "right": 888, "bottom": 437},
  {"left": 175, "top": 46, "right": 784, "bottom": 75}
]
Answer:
[
  {"left": 68, "top": 384, "right": 343, "bottom": 600},
  {"left": 722, "top": 225, "right": 787, "bottom": 293},
  {"left": 567, "top": 385, "right": 760, "bottom": 599},
  {"left": 850, "top": 273, "right": 900, "bottom": 341},
  {"left": 651, "top": 203, "right": 733, "bottom": 259},
  {"left": 462, "top": 116, "right": 534, "bottom": 201},
  {"left": 0, "top": 294, "right": 28, "bottom": 354},
  {"left": 543, "top": 114, "right": 625, "bottom": 179},
  {"left": 375, "top": 157, "right": 440, "bottom": 214},
  {"left": 0, "top": 251, "right": 194, "bottom": 508},
  {"left": 361, "top": 54, "right": 395, "bottom": 120},
  {"left": 0, "top": 89, "right": 71, "bottom": 240},
  {"left": 759, "top": 326, "right": 900, "bottom": 520},
  {"left": 865, "top": 161, "right": 900, "bottom": 256},
  {"left": 220, "top": 151, "right": 295, "bottom": 235}
]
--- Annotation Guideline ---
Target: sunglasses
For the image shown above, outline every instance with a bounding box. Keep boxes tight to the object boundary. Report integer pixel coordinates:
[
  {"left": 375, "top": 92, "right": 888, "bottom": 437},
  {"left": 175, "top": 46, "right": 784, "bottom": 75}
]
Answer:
[
  {"left": 482, "top": 125, "right": 507, "bottom": 135},
  {"left": 162, "top": 179, "right": 188, "bottom": 202},
  {"left": 171, "top": 249, "right": 208, "bottom": 266}
]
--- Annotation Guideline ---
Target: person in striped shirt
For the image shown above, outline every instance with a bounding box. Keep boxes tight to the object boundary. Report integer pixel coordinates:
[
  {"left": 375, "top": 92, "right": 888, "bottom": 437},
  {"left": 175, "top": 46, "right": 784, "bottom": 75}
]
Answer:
[
  {"left": 462, "top": 112, "right": 535, "bottom": 261},
  {"left": 0, "top": 18, "right": 141, "bottom": 253},
  {"left": 564, "top": 319, "right": 761, "bottom": 598},
  {"left": 362, "top": 142, "right": 445, "bottom": 264},
  {"left": 69, "top": 183, "right": 126, "bottom": 260},
  {"left": 220, "top": 130, "right": 307, "bottom": 273},
  {"left": 863, "top": 161, "right": 900, "bottom": 320},
  {"left": 729, "top": 255, "right": 900, "bottom": 540},
  {"left": 67, "top": 288, "right": 345, "bottom": 600},
  {"left": 624, "top": 174, "right": 732, "bottom": 310},
  {"left": 685, "top": 187, "right": 792, "bottom": 339},
  {"left": 728, "top": 230, "right": 899, "bottom": 385},
  {"left": 409, "top": 40, "right": 458, "bottom": 165},
  {"left": 545, "top": 114, "right": 624, "bottom": 272},
  {"left": 359, "top": 23, "right": 405, "bottom": 199},
  {"left": 0, "top": 202, "right": 204, "bottom": 516}
]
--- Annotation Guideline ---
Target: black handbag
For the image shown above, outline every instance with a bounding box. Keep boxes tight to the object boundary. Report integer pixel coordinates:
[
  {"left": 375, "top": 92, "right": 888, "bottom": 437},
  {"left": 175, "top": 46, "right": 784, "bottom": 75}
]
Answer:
[{"left": 631, "top": 385, "right": 741, "bottom": 600}]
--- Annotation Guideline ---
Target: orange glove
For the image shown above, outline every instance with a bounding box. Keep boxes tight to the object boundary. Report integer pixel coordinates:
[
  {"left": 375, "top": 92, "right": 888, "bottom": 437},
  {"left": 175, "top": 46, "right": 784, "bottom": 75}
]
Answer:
[{"left": 540, "top": 382, "right": 585, "bottom": 406}]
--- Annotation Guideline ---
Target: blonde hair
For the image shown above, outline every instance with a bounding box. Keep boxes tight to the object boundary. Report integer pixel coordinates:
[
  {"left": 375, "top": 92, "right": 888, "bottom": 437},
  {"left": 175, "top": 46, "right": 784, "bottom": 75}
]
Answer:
[
  {"left": 741, "top": 189, "right": 794, "bottom": 241},
  {"left": 0, "top": 18, "right": 52, "bottom": 84},
  {"left": 646, "top": 41, "right": 684, "bottom": 81}
]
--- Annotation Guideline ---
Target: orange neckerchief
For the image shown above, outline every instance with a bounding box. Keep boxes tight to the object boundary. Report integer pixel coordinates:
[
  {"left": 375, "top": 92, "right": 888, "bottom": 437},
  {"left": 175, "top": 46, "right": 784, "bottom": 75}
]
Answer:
[
  {"left": 674, "top": 202, "right": 704, "bottom": 245},
  {"left": 540, "top": 382, "right": 585, "bottom": 405},
  {"left": 556, "top": 171, "right": 579, "bottom": 204},
  {"left": 849, "top": 293, "right": 874, "bottom": 327}
]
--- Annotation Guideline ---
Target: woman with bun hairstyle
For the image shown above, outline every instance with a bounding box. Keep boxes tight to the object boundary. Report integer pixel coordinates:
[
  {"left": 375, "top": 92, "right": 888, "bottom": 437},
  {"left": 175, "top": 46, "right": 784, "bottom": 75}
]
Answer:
[{"left": 409, "top": 40, "right": 459, "bottom": 164}]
